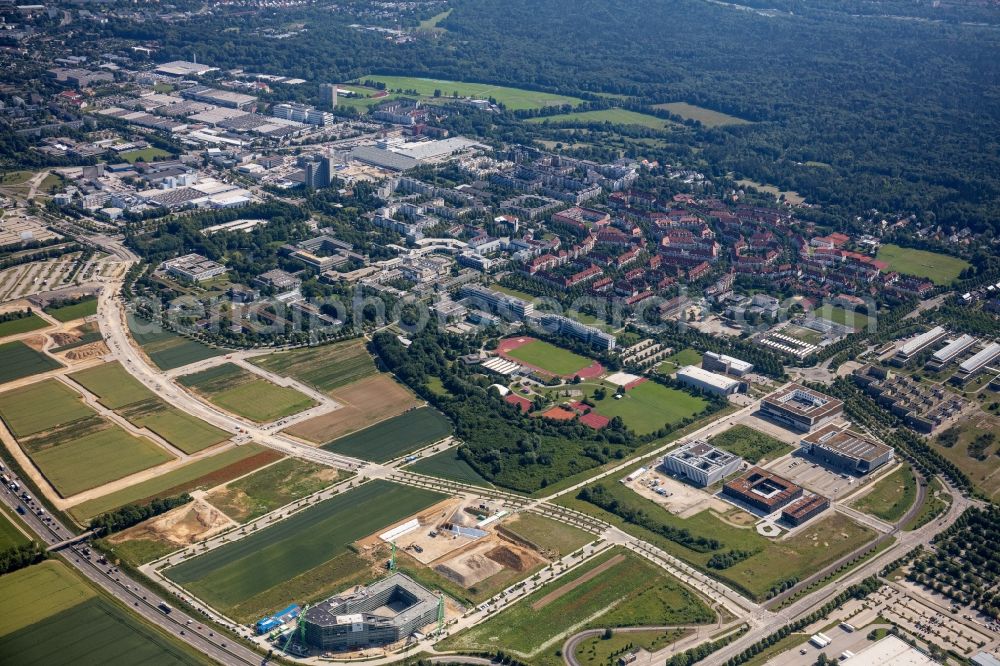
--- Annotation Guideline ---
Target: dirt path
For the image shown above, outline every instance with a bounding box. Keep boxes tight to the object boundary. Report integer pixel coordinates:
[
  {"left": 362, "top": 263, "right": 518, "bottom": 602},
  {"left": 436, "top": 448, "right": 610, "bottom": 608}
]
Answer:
[{"left": 532, "top": 552, "right": 625, "bottom": 610}]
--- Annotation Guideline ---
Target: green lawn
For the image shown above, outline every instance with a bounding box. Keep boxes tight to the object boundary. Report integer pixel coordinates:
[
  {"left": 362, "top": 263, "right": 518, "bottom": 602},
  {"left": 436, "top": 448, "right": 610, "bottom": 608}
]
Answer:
[
  {"left": 653, "top": 102, "right": 752, "bottom": 127},
  {"left": 657, "top": 348, "right": 702, "bottom": 373},
  {"left": 408, "top": 447, "right": 492, "bottom": 486},
  {"left": 0, "top": 313, "right": 48, "bottom": 338},
  {"left": 322, "top": 407, "right": 452, "bottom": 461},
  {"left": 206, "top": 458, "right": 349, "bottom": 522},
  {"left": 31, "top": 425, "right": 173, "bottom": 497},
  {"left": 814, "top": 305, "right": 871, "bottom": 330},
  {"left": 876, "top": 244, "right": 970, "bottom": 285},
  {"left": 591, "top": 380, "right": 708, "bottom": 435},
  {"left": 0, "top": 560, "right": 211, "bottom": 665},
  {"left": 502, "top": 339, "right": 595, "bottom": 376},
  {"left": 180, "top": 363, "right": 316, "bottom": 422},
  {"left": 119, "top": 147, "right": 172, "bottom": 164},
  {"left": 0, "top": 508, "right": 29, "bottom": 549},
  {"left": 127, "top": 313, "right": 224, "bottom": 371},
  {"left": 708, "top": 425, "right": 793, "bottom": 464},
  {"left": 249, "top": 339, "right": 376, "bottom": 392},
  {"left": 503, "top": 513, "right": 592, "bottom": 557},
  {"left": 0, "top": 379, "right": 92, "bottom": 438},
  {"left": 574, "top": 628, "right": 690, "bottom": 666},
  {"left": 0, "top": 341, "right": 62, "bottom": 384},
  {"left": 527, "top": 108, "right": 671, "bottom": 129},
  {"left": 166, "top": 480, "right": 445, "bottom": 619},
  {"left": 360, "top": 75, "right": 583, "bottom": 110},
  {"left": 43, "top": 296, "right": 97, "bottom": 322},
  {"left": 438, "top": 549, "right": 714, "bottom": 664},
  {"left": 853, "top": 463, "right": 917, "bottom": 523},
  {"left": 69, "top": 444, "right": 275, "bottom": 521},
  {"left": 69, "top": 362, "right": 153, "bottom": 409}
]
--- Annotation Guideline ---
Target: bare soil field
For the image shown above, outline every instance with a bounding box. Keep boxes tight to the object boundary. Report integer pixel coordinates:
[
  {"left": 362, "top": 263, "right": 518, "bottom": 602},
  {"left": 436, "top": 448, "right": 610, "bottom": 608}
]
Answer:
[
  {"left": 109, "top": 499, "right": 236, "bottom": 549},
  {"left": 626, "top": 469, "right": 731, "bottom": 518},
  {"left": 284, "top": 374, "right": 419, "bottom": 444},
  {"left": 435, "top": 540, "right": 543, "bottom": 588}
]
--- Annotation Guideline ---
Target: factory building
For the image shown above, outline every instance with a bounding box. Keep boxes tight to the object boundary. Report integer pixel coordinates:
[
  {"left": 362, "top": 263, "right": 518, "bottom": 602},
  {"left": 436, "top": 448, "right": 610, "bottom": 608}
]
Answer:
[
  {"left": 759, "top": 383, "right": 843, "bottom": 433},
  {"left": 702, "top": 351, "right": 753, "bottom": 377},
  {"left": 301, "top": 574, "right": 439, "bottom": 651},
  {"left": 160, "top": 253, "right": 226, "bottom": 282},
  {"left": 722, "top": 467, "right": 803, "bottom": 513},
  {"left": 892, "top": 325, "right": 948, "bottom": 365},
  {"left": 800, "top": 423, "right": 894, "bottom": 475},
  {"left": 781, "top": 494, "right": 830, "bottom": 526},
  {"left": 676, "top": 365, "right": 745, "bottom": 396},
  {"left": 180, "top": 85, "right": 256, "bottom": 110},
  {"left": 662, "top": 440, "right": 743, "bottom": 487}
]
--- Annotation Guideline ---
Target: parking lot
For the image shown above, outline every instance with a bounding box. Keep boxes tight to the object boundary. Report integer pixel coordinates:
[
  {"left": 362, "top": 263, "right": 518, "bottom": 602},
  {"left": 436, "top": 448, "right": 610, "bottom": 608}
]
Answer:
[{"left": 766, "top": 451, "right": 866, "bottom": 500}]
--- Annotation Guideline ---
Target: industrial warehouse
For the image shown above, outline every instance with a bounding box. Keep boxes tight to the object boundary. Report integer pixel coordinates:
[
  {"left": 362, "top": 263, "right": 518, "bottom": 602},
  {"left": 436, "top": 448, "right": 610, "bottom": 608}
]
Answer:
[
  {"left": 300, "top": 574, "right": 440, "bottom": 651},
  {"left": 759, "top": 383, "right": 844, "bottom": 432}
]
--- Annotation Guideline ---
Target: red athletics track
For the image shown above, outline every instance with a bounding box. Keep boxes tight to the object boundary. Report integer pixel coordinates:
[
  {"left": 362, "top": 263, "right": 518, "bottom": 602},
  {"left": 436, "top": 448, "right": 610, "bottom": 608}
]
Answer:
[{"left": 495, "top": 336, "right": 605, "bottom": 379}]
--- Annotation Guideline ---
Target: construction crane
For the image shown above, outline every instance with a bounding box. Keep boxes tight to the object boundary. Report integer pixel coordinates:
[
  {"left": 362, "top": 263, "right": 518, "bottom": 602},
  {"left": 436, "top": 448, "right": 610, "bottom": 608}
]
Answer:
[
  {"left": 281, "top": 603, "right": 309, "bottom": 656},
  {"left": 388, "top": 541, "right": 396, "bottom": 571},
  {"left": 436, "top": 593, "right": 444, "bottom": 636}
]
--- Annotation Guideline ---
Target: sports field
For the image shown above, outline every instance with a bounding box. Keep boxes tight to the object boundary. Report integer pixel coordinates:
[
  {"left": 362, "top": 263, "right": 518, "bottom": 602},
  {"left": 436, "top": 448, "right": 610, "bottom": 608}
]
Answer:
[
  {"left": 0, "top": 561, "right": 211, "bottom": 665},
  {"left": 439, "top": 549, "right": 713, "bottom": 663},
  {"left": 359, "top": 75, "right": 582, "bottom": 111},
  {"left": 249, "top": 339, "right": 376, "bottom": 392},
  {"left": 814, "top": 305, "right": 871, "bottom": 330},
  {"left": 180, "top": 363, "right": 316, "bottom": 422},
  {"left": 653, "top": 102, "right": 752, "bottom": 127},
  {"left": 499, "top": 338, "right": 597, "bottom": 377},
  {"left": 876, "top": 244, "right": 970, "bottom": 285},
  {"left": 408, "top": 447, "right": 492, "bottom": 487},
  {"left": 527, "top": 108, "right": 670, "bottom": 129},
  {"left": 206, "top": 458, "right": 348, "bottom": 522},
  {"left": 69, "top": 444, "right": 278, "bottom": 520},
  {"left": 853, "top": 463, "right": 917, "bottom": 522},
  {"left": 709, "top": 425, "right": 793, "bottom": 464},
  {"left": 0, "top": 340, "right": 62, "bottom": 384},
  {"left": 591, "top": 380, "right": 708, "bottom": 435},
  {"left": 166, "top": 480, "right": 444, "bottom": 618},
  {"left": 0, "top": 313, "right": 48, "bottom": 338},
  {"left": 321, "top": 407, "right": 452, "bottom": 461},
  {"left": 31, "top": 425, "right": 173, "bottom": 497},
  {"left": 43, "top": 296, "right": 98, "bottom": 322},
  {"left": 0, "top": 508, "right": 29, "bottom": 549},
  {"left": 127, "top": 313, "right": 224, "bottom": 370},
  {"left": 0, "top": 379, "right": 92, "bottom": 438}
]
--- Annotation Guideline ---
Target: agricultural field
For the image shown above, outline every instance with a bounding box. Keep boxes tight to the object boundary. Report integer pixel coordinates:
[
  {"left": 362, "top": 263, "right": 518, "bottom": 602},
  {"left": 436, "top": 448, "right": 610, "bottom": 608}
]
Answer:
[
  {"left": 179, "top": 363, "right": 316, "bottom": 423},
  {"left": 502, "top": 512, "right": 592, "bottom": 558},
  {"left": 358, "top": 75, "right": 583, "bottom": 111},
  {"left": 118, "top": 147, "right": 172, "bottom": 164},
  {"left": 43, "top": 296, "right": 97, "bottom": 322},
  {"left": 852, "top": 463, "right": 917, "bottom": 523},
  {"left": 69, "top": 361, "right": 152, "bottom": 409},
  {"left": 127, "top": 313, "right": 224, "bottom": 371},
  {"left": 876, "top": 244, "right": 970, "bottom": 285},
  {"left": 0, "top": 561, "right": 211, "bottom": 665},
  {"left": 408, "top": 447, "right": 492, "bottom": 487},
  {"left": 438, "top": 549, "right": 714, "bottom": 665},
  {"left": 657, "top": 347, "right": 702, "bottom": 373},
  {"left": 653, "top": 102, "right": 752, "bottom": 127},
  {"left": 284, "top": 373, "right": 420, "bottom": 444},
  {"left": 563, "top": 481, "right": 876, "bottom": 600},
  {"left": 69, "top": 444, "right": 279, "bottom": 521},
  {"left": 166, "top": 480, "right": 445, "bottom": 621},
  {"left": 205, "top": 458, "right": 349, "bottom": 522},
  {"left": 0, "top": 313, "right": 48, "bottom": 338},
  {"left": 0, "top": 340, "right": 62, "bottom": 384},
  {"left": 591, "top": 380, "right": 709, "bottom": 435},
  {"left": 0, "top": 508, "right": 29, "bottom": 549},
  {"left": 0, "top": 379, "right": 92, "bottom": 438},
  {"left": 708, "top": 425, "right": 793, "bottom": 464},
  {"left": 500, "top": 339, "right": 595, "bottom": 377},
  {"left": 526, "top": 108, "right": 671, "bottom": 129},
  {"left": 320, "top": 407, "right": 452, "bottom": 461},
  {"left": 249, "top": 339, "right": 376, "bottom": 392}
]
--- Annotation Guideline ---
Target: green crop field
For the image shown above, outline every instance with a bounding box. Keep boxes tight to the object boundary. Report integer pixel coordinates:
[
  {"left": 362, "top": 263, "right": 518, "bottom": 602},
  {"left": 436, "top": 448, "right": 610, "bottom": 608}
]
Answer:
[
  {"left": 180, "top": 363, "right": 316, "bottom": 422},
  {"left": 127, "top": 313, "right": 225, "bottom": 370},
  {"left": 653, "top": 102, "right": 752, "bottom": 127},
  {"left": 876, "top": 244, "right": 970, "bottom": 285},
  {"left": 592, "top": 381, "right": 708, "bottom": 435},
  {"left": 408, "top": 447, "right": 492, "bottom": 486},
  {"left": 31, "top": 425, "right": 173, "bottom": 497},
  {"left": 119, "top": 147, "right": 173, "bottom": 164},
  {"left": 166, "top": 480, "right": 444, "bottom": 618},
  {"left": 708, "top": 425, "right": 793, "bottom": 464},
  {"left": 249, "top": 339, "right": 376, "bottom": 392},
  {"left": 44, "top": 296, "right": 98, "bottom": 322},
  {"left": 0, "top": 561, "right": 211, "bottom": 665},
  {"left": 0, "top": 341, "right": 62, "bottom": 384},
  {"left": 854, "top": 463, "right": 917, "bottom": 522},
  {"left": 69, "top": 444, "right": 276, "bottom": 520},
  {"left": 527, "top": 108, "right": 671, "bottom": 129},
  {"left": 0, "top": 313, "right": 48, "bottom": 338},
  {"left": 503, "top": 339, "right": 594, "bottom": 376},
  {"left": 439, "top": 549, "right": 713, "bottom": 664},
  {"left": 503, "top": 513, "right": 592, "bottom": 557},
  {"left": 206, "top": 458, "right": 349, "bottom": 522},
  {"left": 321, "top": 407, "right": 452, "bottom": 461},
  {"left": 0, "top": 508, "right": 29, "bottom": 549},
  {"left": 69, "top": 362, "right": 152, "bottom": 409},
  {"left": 360, "top": 75, "right": 583, "bottom": 110},
  {"left": 0, "top": 379, "right": 92, "bottom": 438}
]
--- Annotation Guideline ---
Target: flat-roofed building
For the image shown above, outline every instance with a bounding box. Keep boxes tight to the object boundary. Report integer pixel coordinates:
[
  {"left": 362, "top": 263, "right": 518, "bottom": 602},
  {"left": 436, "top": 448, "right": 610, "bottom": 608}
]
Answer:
[
  {"left": 843, "top": 635, "right": 937, "bottom": 666},
  {"left": 801, "top": 423, "right": 894, "bottom": 475},
  {"left": 662, "top": 439, "right": 743, "bottom": 486},
  {"left": 702, "top": 351, "right": 753, "bottom": 377},
  {"left": 760, "top": 383, "right": 843, "bottom": 432},
  {"left": 460, "top": 284, "right": 534, "bottom": 320},
  {"left": 928, "top": 334, "right": 977, "bottom": 369},
  {"left": 957, "top": 341, "right": 1000, "bottom": 378},
  {"left": 155, "top": 61, "right": 217, "bottom": 77},
  {"left": 781, "top": 494, "right": 830, "bottom": 526},
  {"left": 180, "top": 85, "right": 256, "bottom": 110},
  {"left": 722, "top": 467, "right": 803, "bottom": 513},
  {"left": 893, "top": 325, "right": 948, "bottom": 365},
  {"left": 161, "top": 253, "right": 226, "bottom": 282},
  {"left": 676, "top": 365, "right": 745, "bottom": 396}
]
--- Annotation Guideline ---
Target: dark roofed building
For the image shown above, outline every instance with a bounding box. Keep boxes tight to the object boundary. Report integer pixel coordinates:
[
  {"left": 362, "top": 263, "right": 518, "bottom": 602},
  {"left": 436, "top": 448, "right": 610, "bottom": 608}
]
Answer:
[
  {"left": 781, "top": 494, "right": 830, "bottom": 526},
  {"left": 723, "top": 467, "right": 803, "bottom": 513}
]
